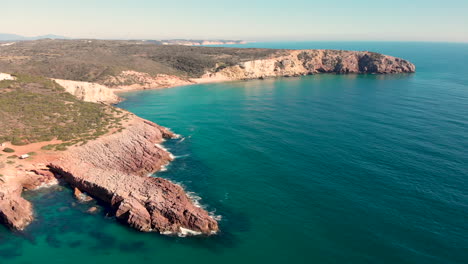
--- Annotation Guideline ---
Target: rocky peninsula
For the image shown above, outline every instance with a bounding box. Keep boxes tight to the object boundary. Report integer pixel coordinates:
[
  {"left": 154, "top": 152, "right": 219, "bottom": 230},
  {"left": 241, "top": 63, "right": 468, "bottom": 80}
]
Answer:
[{"left": 0, "top": 40, "right": 415, "bottom": 235}]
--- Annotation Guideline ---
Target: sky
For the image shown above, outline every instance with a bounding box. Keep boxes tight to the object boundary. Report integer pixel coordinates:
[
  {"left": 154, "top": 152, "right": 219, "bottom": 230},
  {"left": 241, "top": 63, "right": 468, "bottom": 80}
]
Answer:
[{"left": 1, "top": 0, "right": 468, "bottom": 42}]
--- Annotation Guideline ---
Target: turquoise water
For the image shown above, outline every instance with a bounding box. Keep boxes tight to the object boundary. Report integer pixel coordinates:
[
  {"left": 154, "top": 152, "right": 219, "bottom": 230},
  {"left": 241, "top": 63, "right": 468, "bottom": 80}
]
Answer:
[{"left": 1, "top": 42, "right": 467, "bottom": 263}]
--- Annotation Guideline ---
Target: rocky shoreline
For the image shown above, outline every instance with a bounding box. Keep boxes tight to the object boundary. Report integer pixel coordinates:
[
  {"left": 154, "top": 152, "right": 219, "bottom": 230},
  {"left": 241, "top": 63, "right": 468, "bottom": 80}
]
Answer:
[
  {"left": 0, "top": 48, "right": 415, "bottom": 235},
  {"left": 56, "top": 49, "right": 416, "bottom": 104},
  {"left": 48, "top": 116, "right": 218, "bottom": 235},
  {"left": 0, "top": 114, "right": 219, "bottom": 235}
]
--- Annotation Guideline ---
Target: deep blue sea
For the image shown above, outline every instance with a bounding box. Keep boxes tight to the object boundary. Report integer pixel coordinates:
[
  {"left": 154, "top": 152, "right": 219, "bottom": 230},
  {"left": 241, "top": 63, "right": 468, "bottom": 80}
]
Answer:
[{"left": 1, "top": 42, "right": 467, "bottom": 264}]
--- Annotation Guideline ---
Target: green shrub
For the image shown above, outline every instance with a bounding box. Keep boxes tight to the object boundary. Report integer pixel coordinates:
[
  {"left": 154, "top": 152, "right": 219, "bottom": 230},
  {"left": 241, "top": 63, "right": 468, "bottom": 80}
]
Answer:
[
  {"left": 1, "top": 74, "right": 122, "bottom": 148},
  {"left": 55, "top": 145, "right": 68, "bottom": 151},
  {"left": 2, "top": 148, "right": 15, "bottom": 153}
]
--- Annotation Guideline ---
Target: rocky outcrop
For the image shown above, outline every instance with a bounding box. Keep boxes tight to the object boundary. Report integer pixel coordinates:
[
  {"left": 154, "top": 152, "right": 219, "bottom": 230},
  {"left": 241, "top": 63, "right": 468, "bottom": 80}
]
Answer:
[
  {"left": 0, "top": 166, "right": 57, "bottom": 231},
  {"left": 197, "top": 50, "right": 415, "bottom": 82},
  {"left": 54, "top": 79, "right": 121, "bottom": 104},
  {"left": 0, "top": 72, "right": 16, "bottom": 81},
  {"left": 48, "top": 115, "right": 218, "bottom": 235},
  {"left": 0, "top": 180, "right": 33, "bottom": 231}
]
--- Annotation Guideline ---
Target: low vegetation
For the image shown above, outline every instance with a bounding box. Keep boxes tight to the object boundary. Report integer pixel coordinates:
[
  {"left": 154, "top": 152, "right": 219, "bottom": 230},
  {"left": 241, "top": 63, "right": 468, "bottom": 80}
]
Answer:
[
  {"left": 2, "top": 148, "right": 15, "bottom": 153},
  {"left": 0, "top": 39, "right": 280, "bottom": 81},
  {"left": 0, "top": 74, "right": 127, "bottom": 150}
]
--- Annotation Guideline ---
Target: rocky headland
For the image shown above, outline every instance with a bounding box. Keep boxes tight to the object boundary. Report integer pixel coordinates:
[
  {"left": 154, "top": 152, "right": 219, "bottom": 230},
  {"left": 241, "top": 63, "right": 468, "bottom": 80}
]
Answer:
[
  {"left": 38, "top": 48, "right": 415, "bottom": 104},
  {"left": 48, "top": 115, "right": 218, "bottom": 234},
  {"left": 0, "top": 41, "right": 415, "bottom": 235}
]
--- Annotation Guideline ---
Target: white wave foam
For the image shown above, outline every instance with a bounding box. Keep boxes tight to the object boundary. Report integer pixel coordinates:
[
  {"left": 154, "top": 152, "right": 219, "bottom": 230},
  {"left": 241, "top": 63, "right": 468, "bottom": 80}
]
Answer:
[
  {"left": 186, "top": 191, "right": 222, "bottom": 222},
  {"left": 159, "top": 165, "right": 168, "bottom": 172},
  {"left": 160, "top": 230, "right": 174, "bottom": 235},
  {"left": 155, "top": 143, "right": 175, "bottom": 160},
  {"left": 160, "top": 228, "right": 204, "bottom": 237},
  {"left": 186, "top": 191, "right": 203, "bottom": 208},
  {"left": 167, "top": 180, "right": 223, "bottom": 223},
  {"left": 34, "top": 179, "right": 59, "bottom": 189},
  {"left": 178, "top": 227, "right": 202, "bottom": 237},
  {"left": 162, "top": 127, "right": 181, "bottom": 139}
]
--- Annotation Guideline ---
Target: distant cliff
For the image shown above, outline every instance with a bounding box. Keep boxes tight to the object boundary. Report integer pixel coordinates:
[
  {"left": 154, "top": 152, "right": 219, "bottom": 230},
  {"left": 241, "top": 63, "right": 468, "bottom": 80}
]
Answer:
[
  {"left": 54, "top": 79, "right": 121, "bottom": 104},
  {"left": 0, "top": 40, "right": 414, "bottom": 83},
  {"left": 0, "top": 41, "right": 414, "bottom": 104},
  {"left": 158, "top": 39, "right": 247, "bottom": 46},
  {"left": 194, "top": 49, "right": 415, "bottom": 83}
]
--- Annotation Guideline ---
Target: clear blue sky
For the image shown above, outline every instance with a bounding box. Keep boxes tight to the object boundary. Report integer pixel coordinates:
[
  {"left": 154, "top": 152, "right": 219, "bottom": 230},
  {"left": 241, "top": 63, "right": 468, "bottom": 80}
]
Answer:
[{"left": 2, "top": 0, "right": 468, "bottom": 42}]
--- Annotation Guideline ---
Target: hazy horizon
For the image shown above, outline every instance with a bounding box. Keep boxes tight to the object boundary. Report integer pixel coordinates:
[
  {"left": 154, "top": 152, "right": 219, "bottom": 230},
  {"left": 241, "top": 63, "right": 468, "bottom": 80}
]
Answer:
[{"left": 2, "top": 0, "right": 468, "bottom": 43}]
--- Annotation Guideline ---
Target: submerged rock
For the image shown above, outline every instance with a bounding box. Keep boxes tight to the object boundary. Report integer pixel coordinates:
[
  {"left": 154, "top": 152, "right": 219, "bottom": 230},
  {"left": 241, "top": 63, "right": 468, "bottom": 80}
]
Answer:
[
  {"left": 73, "top": 188, "right": 94, "bottom": 203},
  {"left": 87, "top": 206, "right": 99, "bottom": 214}
]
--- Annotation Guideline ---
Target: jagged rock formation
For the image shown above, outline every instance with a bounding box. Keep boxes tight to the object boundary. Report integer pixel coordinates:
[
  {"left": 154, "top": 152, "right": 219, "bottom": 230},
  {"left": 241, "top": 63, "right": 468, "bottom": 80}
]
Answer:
[
  {"left": 0, "top": 166, "right": 56, "bottom": 230},
  {"left": 0, "top": 179, "right": 33, "bottom": 231},
  {"left": 48, "top": 115, "right": 219, "bottom": 235},
  {"left": 197, "top": 50, "right": 415, "bottom": 82}
]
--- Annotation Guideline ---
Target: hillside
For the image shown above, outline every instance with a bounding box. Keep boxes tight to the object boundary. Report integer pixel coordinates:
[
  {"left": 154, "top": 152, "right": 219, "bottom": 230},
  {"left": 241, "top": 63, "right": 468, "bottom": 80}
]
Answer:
[
  {"left": 0, "top": 74, "right": 127, "bottom": 149},
  {"left": 0, "top": 39, "right": 278, "bottom": 81}
]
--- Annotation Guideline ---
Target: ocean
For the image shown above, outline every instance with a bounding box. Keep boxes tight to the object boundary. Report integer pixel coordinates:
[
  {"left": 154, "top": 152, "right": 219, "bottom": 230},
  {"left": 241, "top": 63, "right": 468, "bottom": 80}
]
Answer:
[{"left": 1, "top": 42, "right": 467, "bottom": 264}]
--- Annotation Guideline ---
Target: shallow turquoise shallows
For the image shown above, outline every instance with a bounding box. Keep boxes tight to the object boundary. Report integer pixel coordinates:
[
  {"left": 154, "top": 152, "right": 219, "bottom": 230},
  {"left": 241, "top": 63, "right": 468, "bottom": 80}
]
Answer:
[{"left": 1, "top": 42, "right": 467, "bottom": 264}]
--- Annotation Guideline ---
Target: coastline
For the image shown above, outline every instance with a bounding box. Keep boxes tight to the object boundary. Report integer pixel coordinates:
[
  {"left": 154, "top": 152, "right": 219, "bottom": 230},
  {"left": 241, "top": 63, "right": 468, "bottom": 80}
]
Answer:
[
  {"left": 60, "top": 49, "right": 416, "bottom": 105},
  {"left": 0, "top": 47, "right": 415, "bottom": 234}
]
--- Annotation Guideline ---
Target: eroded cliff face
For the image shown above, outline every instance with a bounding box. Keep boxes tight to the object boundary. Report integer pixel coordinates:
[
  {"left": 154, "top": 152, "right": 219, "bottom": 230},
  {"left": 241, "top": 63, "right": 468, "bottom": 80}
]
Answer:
[
  {"left": 0, "top": 166, "right": 57, "bottom": 230},
  {"left": 53, "top": 79, "right": 121, "bottom": 104},
  {"left": 102, "top": 71, "right": 193, "bottom": 92},
  {"left": 48, "top": 115, "right": 219, "bottom": 235},
  {"left": 197, "top": 50, "right": 415, "bottom": 81},
  {"left": 52, "top": 50, "right": 415, "bottom": 104}
]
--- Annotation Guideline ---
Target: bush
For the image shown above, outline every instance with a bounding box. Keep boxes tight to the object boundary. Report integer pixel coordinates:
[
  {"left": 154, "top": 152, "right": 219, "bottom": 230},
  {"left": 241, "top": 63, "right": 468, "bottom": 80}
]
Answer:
[
  {"left": 2, "top": 148, "right": 15, "bottom": 153},
  {"left": 1, "top": 74, "right": 123, "bottom": 148},
  {"left": 55, "top": 145, "right": 68, "bottom": 151}
]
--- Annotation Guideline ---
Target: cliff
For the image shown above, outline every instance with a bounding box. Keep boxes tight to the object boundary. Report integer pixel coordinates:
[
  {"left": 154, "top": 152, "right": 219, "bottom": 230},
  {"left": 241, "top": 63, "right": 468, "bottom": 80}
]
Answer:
[
  {"left": 54, "top": 79, "right": 121, "bottom": 104},
  {"left": 0, "top": 74, "right": 218, "bottom": 235},
  {"left": 49, "top": 49, "right": 414, "bottom": 104},
  {"left": 0, "top": 165, "right": 57, "bottom": 230},
  {"left": 48, "top": 115, "right": 219, "bottom": 235},
  {"left": 197, "top": 50, "right": 415, "bottom": 82},
  {"left": 0, "top": 41, "right": 415, "bottom": 234}
]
